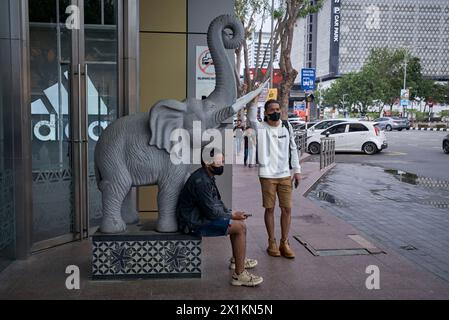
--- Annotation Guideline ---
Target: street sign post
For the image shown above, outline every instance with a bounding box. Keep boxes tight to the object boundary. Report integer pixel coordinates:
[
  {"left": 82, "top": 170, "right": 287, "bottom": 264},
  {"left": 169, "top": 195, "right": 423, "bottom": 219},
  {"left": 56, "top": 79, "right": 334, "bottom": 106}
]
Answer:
[{"left": 301, "top": 68, "right": 316, "bottom": 91}]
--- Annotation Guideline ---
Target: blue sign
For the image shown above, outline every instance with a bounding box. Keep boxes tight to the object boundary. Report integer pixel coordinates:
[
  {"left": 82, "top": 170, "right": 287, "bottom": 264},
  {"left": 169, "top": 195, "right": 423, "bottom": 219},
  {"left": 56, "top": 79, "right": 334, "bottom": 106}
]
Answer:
[
  {"left": 301, "top": 68, "right": 316, "bottom": 91},
  {"left": 400, "top": 89, "right": 409, "bottom": 107},
  {"left": 294, "top": 101, "right": 305, "bottom": 111}
]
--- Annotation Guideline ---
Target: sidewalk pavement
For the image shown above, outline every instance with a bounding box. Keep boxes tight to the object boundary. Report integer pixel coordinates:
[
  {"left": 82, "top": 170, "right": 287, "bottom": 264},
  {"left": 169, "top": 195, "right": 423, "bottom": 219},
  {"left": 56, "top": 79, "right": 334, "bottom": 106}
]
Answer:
[{"left": 1, "top": 157, "right": 449, "bottom": 299}]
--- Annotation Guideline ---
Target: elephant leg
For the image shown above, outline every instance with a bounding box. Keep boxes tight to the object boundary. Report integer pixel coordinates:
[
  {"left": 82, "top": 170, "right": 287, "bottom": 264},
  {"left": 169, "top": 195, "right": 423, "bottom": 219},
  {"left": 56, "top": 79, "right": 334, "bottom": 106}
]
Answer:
[
  {"left": 99, "top": 179, "right": 130, "bottom": 234},
  {"left": 156, "top": 168, "right": 186, "bottom": 233},
  {"left": 121, "top": 188, "right": 139, "bottom": 225}
]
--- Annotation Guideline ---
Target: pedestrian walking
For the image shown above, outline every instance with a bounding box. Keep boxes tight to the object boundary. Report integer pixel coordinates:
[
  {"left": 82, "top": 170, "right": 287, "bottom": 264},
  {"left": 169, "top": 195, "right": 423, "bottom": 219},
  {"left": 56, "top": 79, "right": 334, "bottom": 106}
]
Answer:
[
  {"left": 233, "top": 120, "right": 244, "bottom": 156},
  {"left": 243, "top": 126, "right": 257, "bottom": 167}
]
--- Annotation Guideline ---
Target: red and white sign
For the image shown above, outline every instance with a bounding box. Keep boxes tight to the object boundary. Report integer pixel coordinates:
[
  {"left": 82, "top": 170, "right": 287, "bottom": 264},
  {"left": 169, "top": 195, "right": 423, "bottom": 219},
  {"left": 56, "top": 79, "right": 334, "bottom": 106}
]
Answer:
[{"left": 196, "top": 46, "right": 216, "bottom": 99}]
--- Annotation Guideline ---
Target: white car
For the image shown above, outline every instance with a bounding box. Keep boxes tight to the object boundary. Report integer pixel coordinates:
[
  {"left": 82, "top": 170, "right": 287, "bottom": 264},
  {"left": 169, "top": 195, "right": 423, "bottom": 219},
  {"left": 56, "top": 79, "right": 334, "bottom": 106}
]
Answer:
[
  {"left": 307, "top": 118, "right": 360, "bottom": 136},
  {"left": 306, "top": 122, "right": 388, "bottom": 155}
]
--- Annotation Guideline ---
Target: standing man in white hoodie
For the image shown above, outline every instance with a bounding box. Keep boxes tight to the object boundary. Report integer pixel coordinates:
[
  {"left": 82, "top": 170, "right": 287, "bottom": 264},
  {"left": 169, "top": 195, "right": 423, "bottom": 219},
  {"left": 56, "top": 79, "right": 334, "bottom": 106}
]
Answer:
[{"left": 248, "top": 99, "right": 301, "bottom": 259}]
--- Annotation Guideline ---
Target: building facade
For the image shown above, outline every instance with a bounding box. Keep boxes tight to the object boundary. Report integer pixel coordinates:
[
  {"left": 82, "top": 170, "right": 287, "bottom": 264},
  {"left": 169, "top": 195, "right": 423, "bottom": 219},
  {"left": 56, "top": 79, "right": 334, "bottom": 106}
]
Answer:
[
  {"left": 0, "top": 0, "right": 235, "bottom": 272},
  {"left": 248, "top": 31, "right": 280, "bottom": 69},
  {"left": 292, "top": 0, "right": 449, "bottom": 86}
]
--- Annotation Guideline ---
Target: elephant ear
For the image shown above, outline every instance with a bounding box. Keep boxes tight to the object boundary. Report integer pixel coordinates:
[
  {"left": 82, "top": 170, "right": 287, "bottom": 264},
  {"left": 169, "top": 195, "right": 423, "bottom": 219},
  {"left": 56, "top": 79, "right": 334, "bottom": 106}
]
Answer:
[{"left": 149, "top": 99, "right": 187, "bottom": 153}]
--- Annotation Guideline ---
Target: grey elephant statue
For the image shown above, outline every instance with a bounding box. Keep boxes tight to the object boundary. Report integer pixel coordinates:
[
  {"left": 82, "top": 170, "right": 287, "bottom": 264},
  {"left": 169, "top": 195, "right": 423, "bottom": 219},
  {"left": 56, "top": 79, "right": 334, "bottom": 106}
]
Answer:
[{"left": 94, "top": 14, "right": 266, "bottom": 234}]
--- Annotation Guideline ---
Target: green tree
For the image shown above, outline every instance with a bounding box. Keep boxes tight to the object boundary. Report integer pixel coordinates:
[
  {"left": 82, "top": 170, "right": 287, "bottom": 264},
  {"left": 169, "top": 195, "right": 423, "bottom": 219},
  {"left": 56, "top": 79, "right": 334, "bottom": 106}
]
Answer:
[
  {"left": 321, "top": 47, "right": 431, "bottom": 117},
  {"left": 234, "top": 0, "right": 323, "bottom": 119},
  {"left": 234, "top": 0, "right": 271, "bottom": 96},
  {"left": 321, "top": 71, "right": 377, "bottom": 115}
]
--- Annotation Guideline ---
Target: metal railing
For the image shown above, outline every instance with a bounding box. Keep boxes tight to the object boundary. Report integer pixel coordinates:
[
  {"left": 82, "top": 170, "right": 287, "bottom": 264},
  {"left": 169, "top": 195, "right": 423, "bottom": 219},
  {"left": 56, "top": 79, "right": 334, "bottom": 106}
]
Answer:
[
  {"left": 293, "top": 130, "right": 307, "bottom": 157},
  {"left": 320, "top": 137, "right": 336, "bottom": 170}
]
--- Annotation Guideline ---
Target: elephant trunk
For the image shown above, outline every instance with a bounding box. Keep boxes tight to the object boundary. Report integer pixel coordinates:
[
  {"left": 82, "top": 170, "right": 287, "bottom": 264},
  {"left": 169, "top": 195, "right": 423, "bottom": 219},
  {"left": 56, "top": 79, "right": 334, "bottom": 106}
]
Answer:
[
  {"left": 211, "top": 106, "right": 235, "bottom": 125},
  {"left": 209, "top": 80, "right": 270, "bottom": 126},
  {"left": 206, "top": 15, "right": 244, "bottom": 108}
]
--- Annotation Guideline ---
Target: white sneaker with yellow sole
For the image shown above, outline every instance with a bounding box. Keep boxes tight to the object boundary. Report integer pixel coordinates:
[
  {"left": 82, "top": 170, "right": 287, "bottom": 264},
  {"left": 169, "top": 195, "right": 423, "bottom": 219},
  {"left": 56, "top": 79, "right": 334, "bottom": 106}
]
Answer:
[
  {"left": 229, "top": 257, "right": 258, "bottom": 270},
  {"left": 231, "top": 270, "right": 263, "bottom": 287}
]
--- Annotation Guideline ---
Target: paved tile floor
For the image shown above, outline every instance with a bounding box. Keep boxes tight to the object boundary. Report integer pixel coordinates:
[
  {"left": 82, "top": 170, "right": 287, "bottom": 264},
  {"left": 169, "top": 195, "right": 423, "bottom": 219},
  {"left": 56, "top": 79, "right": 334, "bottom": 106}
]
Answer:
[
  {"left": 308, "top": 163, "right": 449, "bottom": 284},
  {"left": 1, "top": 161, "right": 449, "bottom": 299}
]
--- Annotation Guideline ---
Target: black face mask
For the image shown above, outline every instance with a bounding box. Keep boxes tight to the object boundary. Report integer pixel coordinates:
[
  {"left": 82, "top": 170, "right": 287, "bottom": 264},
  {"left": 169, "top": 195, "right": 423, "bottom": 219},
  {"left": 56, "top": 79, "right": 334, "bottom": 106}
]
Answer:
[
  {"left": 267, "top": 112, "right": 281, "bottom": 122},
  {"left": 210, "top": 165, "right": 224, "bottom": 176}
]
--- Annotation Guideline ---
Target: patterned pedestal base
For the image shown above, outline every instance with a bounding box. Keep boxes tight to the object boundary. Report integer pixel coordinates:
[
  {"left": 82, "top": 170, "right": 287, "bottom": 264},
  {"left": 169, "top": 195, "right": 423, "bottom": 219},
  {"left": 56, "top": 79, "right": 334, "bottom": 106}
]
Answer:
[{"left": 92, "top": 223, "right": 201, "bottom": 280}]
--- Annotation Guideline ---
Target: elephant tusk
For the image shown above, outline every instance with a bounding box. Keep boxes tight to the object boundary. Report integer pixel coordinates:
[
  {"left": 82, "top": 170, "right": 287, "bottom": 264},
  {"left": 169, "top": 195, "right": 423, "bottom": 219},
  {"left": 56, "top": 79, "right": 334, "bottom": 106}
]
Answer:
[{"left": 232, "top": 79, "right": 270, "bottom": 113}]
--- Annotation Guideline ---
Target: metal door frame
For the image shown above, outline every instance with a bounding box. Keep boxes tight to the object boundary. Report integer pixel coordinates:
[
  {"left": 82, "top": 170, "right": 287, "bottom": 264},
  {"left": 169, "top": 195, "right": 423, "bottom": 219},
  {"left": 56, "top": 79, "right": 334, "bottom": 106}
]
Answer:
[
  {"left": 30, "top": 0, "right": 125, "bottom": 252},
  {"left": 10, "top": 0, "right": 138, "bottom": 259}
]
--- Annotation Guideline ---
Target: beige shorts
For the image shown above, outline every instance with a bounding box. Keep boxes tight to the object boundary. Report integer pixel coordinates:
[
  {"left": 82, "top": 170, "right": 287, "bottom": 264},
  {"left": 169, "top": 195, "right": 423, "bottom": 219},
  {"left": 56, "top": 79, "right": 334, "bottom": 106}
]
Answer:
[{"left": 259, "top": 177, "right": 293, "bottom": 209}]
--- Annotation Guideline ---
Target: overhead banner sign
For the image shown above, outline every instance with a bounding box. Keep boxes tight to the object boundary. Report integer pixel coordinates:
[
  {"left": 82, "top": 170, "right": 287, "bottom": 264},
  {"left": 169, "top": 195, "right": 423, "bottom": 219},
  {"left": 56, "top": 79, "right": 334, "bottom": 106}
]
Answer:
[
  {"left": 329, "top": 0, "right": 341, "bottom": 75},
  {"left": 400, "top": 89, "right": 409, "bottom": 107},
  {"left": 196, "top": 46, "right": 216, "bottom": 99}
]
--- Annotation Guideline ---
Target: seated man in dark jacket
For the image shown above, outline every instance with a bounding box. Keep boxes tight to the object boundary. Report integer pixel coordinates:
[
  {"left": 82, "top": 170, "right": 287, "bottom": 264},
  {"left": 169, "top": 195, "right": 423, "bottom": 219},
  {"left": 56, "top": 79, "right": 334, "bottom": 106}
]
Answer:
[{"left": 176, "top": 148, "right": 263, "bottom": 287}]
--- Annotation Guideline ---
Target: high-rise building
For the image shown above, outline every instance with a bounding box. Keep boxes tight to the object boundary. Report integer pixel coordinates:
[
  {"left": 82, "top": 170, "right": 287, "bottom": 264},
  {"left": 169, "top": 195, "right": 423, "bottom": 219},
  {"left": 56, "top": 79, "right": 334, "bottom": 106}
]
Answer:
[
  {"left": 248, "top": 31, "right": 280, "bottom": 69},
  {"left": 292, "top": 0, "right": 449, "bottom": 87}
]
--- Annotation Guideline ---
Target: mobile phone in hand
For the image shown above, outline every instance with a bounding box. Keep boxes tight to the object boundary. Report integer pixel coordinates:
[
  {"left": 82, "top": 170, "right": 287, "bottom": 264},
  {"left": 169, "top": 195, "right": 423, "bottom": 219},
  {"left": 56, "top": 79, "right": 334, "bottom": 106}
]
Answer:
[{"left": 244, "top": 214, "right": 252, "bottom": 218}]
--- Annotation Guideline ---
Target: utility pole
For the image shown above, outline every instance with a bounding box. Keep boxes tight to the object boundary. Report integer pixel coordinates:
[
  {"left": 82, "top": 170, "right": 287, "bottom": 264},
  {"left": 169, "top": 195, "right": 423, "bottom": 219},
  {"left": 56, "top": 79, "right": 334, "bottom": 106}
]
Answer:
[
  {"left": 403, "top": 52, "right": 408, "bottom": 91},
  {"left": 402, "top": 53, "right": 408, "bottom": 118}
]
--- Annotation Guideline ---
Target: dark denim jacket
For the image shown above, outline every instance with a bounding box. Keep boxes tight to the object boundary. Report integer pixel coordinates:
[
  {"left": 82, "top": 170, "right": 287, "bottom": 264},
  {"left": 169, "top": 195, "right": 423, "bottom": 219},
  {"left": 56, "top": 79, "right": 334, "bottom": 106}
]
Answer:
[{"left": 176, "top": 167, "right": 232, "bottom": 232}]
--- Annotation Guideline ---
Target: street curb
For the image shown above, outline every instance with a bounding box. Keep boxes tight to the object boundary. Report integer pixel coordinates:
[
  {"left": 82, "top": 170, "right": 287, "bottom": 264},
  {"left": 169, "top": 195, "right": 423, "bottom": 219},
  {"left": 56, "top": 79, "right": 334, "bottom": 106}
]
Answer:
[
  {"left": 299, "top": 152, "right": 312, "bottom": 164},
  {"left": 410, "top": 127, "right": 448, "bottom": 132},
  {"left": 302, "top": 162, "right": 336, "bottom": 198}
]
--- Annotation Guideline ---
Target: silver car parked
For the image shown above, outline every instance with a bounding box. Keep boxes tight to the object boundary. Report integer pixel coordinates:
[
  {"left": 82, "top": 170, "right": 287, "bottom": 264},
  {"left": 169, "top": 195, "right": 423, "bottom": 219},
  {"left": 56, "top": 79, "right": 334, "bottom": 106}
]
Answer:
[{"left": 374, "top": 117, "right": 410, "bottom": 131}]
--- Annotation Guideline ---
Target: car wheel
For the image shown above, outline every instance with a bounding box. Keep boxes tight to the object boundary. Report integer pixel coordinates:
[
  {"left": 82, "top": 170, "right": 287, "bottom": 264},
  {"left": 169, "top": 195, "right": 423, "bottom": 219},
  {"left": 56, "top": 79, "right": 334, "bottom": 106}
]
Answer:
[
  {"left": 363, "top": 142, "right": 378, "bottom": 155},
  {"left": 398, "top": 128, "right": 403, "bottom": 131},
  {"left": 308, "top": 142, "right": 321, "bottom": 155},
  {"left": 444, "top": 141, "right": 449, "bottom": 154},
  {"left": 386, "top": 125, "right": 392, "bottom": 131},
  {"left": 406, "top": 127, "right": 410, "bottom": 130}
]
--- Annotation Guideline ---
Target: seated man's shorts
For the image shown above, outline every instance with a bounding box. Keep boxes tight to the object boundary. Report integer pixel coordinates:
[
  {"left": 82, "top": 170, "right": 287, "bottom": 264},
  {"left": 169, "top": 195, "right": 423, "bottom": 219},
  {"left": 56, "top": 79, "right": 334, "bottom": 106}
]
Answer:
[
  {"left": 191, "top": 218, "right": 232, "bottom": 237},
  {"left": 259, "top": 177, "right": 293, "bottom": 209}
]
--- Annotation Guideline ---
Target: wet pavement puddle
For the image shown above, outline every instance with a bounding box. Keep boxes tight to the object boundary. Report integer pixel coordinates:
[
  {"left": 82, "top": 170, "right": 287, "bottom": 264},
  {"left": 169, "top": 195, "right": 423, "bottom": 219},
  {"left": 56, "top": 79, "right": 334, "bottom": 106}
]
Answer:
[{"left": 307, "top": 163, "right": 449, "bottom": 283}]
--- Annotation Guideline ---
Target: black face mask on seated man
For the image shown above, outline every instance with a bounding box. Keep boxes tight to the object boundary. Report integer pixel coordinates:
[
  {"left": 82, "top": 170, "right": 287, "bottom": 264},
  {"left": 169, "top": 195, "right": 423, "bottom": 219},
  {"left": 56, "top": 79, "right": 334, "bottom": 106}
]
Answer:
[{"left": 210, "top": 165, "right": 224, "bottom": 176}]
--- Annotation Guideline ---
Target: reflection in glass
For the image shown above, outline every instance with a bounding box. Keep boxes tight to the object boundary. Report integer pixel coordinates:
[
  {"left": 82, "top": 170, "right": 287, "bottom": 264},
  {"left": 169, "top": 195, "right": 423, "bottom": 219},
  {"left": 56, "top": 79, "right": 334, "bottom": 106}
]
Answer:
[
  {"left": 29, "top": 0, "right": 74, "bottom": 243},
  {"left": 85, "top": 0, "right": 118, "bottom": 228}
]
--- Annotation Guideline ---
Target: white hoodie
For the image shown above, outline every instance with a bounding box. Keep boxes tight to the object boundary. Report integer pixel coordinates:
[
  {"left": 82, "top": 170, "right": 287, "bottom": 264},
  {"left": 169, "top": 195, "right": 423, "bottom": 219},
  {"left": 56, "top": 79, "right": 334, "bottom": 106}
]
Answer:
[{"left": 247, "top": 105, "right": 301, "bottom": 179}]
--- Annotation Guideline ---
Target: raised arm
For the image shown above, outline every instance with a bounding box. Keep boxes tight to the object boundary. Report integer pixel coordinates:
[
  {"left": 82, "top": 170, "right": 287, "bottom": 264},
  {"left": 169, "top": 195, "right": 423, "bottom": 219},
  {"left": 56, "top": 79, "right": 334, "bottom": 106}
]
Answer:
[
  {"left": 288, "top": 122, "right": 301, "bottom": 174},
  {"left": 247, "top": 102, "right": 262, "bottom": 133}
]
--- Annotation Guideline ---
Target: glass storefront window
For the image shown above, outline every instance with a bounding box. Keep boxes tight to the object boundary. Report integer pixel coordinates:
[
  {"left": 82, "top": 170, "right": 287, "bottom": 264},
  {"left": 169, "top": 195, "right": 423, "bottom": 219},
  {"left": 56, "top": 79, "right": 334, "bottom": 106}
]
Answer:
[
  {"left": 29, "top": 0, "right": 119, "bottom": 243},
  {"left": 29, "top": 0, "right": 75, "bottom": 244}
]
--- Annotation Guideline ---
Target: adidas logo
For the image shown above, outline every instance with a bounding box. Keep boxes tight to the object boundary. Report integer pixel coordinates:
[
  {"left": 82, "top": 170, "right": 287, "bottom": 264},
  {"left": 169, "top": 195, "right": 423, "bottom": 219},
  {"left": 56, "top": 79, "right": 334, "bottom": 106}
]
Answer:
[{"left": 31, "top": 72, "right": 110, "bottom": 142}]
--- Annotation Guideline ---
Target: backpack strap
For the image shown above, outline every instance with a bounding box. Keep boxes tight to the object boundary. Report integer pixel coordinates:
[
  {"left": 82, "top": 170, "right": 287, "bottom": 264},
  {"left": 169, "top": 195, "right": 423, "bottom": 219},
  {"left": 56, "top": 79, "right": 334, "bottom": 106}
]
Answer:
[
  {"left": 282, "top": 120, "right": 293, "bottom": 170},
  {"left": 282, "top": 120, "right": 292, "bottom": 138}
]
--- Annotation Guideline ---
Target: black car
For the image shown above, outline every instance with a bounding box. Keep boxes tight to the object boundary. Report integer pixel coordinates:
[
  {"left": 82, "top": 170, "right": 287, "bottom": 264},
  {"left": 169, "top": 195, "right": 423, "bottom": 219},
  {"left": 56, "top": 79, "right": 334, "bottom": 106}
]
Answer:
[{"left": 443, "top": 134, "right": 449, "bottom": 154}]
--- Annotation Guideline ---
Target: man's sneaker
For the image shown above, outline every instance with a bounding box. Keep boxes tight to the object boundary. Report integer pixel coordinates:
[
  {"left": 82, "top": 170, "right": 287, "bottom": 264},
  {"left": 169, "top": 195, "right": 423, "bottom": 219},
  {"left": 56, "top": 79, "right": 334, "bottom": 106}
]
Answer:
[
  {"left": 231, "top": 270, "right": 263, "bottom": 287},
  {"left": 229, "top": 257, "right": 258, "bottom": 270},
  {"left": 267, "top": 238, "right": 281, "bottom": 257}
]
